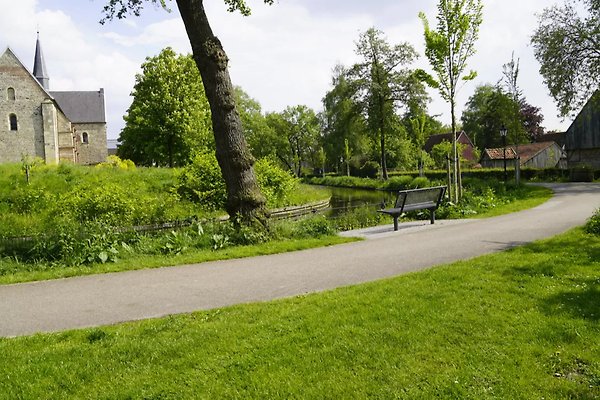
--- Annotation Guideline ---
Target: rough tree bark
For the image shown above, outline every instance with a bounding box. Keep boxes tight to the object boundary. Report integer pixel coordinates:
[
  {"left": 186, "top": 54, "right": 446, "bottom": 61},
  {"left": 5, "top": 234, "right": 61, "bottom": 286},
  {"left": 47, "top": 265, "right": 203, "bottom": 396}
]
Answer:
[{"left": 175, "top": 0, "right": 267, "bottom": 224}]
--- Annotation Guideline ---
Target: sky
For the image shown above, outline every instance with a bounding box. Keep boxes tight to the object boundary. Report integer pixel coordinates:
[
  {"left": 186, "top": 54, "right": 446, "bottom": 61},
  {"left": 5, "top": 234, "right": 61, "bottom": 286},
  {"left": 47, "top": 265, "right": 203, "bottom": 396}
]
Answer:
[{"left": 0, "top": 0, "right": 574, "bottom": 140}]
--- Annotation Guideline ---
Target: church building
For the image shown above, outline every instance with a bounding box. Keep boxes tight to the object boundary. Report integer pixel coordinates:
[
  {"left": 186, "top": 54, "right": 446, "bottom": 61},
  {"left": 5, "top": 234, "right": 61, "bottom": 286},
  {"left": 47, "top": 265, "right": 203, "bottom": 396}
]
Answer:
[{"left": 0, "top": 36, "right": 107, "bottom": 165}]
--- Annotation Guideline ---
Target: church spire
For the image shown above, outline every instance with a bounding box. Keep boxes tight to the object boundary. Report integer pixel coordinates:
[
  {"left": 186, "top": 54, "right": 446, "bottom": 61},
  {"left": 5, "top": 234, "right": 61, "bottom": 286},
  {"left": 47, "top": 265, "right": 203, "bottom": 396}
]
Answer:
[{"left": 33, "top": 32, "right": 49, "bottom": 90}]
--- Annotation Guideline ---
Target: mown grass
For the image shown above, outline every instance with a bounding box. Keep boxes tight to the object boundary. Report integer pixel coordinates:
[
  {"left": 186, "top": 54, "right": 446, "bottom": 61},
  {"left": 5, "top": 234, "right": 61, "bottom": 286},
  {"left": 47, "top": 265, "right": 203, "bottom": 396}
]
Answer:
[
  {"left": 0, "top": 235, "right": 356, "bottom": 285},
  {"left": 1, "top": 228, "right": 599, "bottom": 399}
]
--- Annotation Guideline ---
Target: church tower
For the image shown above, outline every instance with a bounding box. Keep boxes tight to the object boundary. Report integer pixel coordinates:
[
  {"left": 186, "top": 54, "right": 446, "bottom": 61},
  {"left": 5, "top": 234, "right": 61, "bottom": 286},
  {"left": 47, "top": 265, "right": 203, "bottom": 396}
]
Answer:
[{"left": 32, "top": 33, "right": 49, "bottom": 90}]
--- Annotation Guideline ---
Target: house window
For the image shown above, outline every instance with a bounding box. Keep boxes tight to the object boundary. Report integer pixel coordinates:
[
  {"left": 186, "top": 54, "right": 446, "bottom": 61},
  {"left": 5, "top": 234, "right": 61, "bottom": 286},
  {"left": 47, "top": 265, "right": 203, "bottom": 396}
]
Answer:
[
  {"left": 7, "top": 87, "right": 15, "bottom": 101},
  {"left": 82, "top": 132, "right": 89, "bottom": 144},
  {"left": 9, "top": 114, "right": 17, "bottom": 131}
]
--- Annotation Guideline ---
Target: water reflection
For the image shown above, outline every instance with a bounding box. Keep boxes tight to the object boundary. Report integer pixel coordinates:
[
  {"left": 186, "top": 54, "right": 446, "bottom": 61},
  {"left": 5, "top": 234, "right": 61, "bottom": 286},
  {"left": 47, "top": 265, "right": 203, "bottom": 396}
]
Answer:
[{"left": 321, "top": 186, "right": 397, "bottom": 217}]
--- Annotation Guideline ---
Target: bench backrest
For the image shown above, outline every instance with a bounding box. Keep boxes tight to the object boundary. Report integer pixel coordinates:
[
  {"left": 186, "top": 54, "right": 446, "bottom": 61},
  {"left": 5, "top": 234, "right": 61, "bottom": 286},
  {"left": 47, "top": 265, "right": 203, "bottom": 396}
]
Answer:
[{"left": 394, "top": 186, "right": 446, "bottom": 209}]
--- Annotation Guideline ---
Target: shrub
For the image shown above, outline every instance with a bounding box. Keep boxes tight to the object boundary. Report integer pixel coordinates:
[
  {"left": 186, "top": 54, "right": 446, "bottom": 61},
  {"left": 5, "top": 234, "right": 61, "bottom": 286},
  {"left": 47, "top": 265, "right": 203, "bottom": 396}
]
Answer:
[
  {"left": 332, "top": 206, "right": 384, "bottom": 231},
  {"left": 254, "top": 158, "right": 299, "bottom": 208},
  {"left": 411, "top": 177, "right": 430, "bottom": 189},
  {"left": 294, "top": 215, "right": 336, "bottom": 237},
  {"left": 178, "top": 152, "right": 227, "bottom": 210},
  {"left": 585, "top": 209, "right": 600, "bottom": 235},
  {"left": 356, "top": 161, "right": 380, "bottom": 178},
  {"left": 96, "top": 155, "right": 136, "bottom": 170},
  {"left": 381, "top": 176, "right": 414, "bottom": 191},
  {"left": 54, "top": 183, "right": 138, "bottom": 226}
]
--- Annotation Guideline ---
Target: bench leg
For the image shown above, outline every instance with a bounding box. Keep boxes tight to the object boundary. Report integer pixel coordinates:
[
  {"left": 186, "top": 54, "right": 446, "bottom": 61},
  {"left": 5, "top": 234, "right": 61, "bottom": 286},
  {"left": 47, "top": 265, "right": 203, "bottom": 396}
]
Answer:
[
  {"left": 393, "top": 216, "right": 399, "bottom": 231},
  {"left": 430, "top": 210, "right": 435, "bottom": 224}
]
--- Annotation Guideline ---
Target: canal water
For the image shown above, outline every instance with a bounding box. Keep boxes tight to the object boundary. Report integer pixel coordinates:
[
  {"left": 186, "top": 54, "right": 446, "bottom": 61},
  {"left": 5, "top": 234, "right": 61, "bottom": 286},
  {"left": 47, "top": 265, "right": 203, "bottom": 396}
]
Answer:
[{"left": 322, "top": 186, "right": 397, "bottom": 216}]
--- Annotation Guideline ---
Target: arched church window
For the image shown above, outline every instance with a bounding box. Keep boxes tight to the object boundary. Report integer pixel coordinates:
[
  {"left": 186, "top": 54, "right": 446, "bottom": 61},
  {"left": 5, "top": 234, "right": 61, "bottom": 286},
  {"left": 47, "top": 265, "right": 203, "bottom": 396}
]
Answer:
[
  {"left": 82, "top": 132, "right": 89, "bottom": 144},
  {"left": 7, "top": 88, "right": 15, "bottom": 101},
  {"left": 9, "top": 114, "right": 18, "bottom": 131}
]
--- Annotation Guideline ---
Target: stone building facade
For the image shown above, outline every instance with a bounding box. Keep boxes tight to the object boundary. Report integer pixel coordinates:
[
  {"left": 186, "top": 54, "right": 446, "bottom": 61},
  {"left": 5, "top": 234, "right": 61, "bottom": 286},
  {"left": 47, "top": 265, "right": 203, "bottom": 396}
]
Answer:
[{"left": 0, "top": 37, "right": 107, "bottom": 165}]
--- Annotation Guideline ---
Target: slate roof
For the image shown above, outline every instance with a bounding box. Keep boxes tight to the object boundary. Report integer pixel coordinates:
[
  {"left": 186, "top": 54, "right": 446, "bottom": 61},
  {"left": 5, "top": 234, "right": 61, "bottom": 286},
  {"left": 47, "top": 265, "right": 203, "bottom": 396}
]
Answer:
[
  {"left": 33, "top": 35, "right": 49, "bottom": 90},
  {"left": 50, "top": 90, "right": 106, "bottom": 123},
  {"left": 483, "top": 142, "right": 559, "bottom": 163}
]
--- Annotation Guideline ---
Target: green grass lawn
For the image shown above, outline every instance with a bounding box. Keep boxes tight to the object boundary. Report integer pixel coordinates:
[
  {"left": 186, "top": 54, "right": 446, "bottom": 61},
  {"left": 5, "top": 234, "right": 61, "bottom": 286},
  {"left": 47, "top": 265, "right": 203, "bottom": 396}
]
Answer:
[{"left": 1, "top": 227, "right": 598, "bottom": 399}]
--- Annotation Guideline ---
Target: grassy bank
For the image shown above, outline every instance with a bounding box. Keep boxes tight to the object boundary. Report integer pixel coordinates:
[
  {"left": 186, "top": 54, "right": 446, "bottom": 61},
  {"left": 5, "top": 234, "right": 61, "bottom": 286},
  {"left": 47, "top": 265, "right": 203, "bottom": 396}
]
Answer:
[
  {"left": 1, "top": 227, "right": 598, "bottom": 398},
  {"left": 0, "top": 235, "right": 355, "bottom": 284}
]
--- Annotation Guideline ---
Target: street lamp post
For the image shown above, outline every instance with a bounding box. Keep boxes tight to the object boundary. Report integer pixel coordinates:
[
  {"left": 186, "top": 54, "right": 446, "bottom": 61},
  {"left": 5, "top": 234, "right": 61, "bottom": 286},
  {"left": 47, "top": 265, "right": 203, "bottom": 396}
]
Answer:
[{"left": 500, "top": 125, "right": 508, "bottom": 182}]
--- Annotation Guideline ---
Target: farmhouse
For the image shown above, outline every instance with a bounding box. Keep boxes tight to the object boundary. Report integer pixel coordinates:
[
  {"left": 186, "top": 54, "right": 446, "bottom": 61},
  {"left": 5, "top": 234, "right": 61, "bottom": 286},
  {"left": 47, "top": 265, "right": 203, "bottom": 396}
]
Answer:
[
  {"left": 480, "top": 141, "right": 564, "bottom": 169},
  {"left": 564, "top": 90, "right": 600, "bottom": 168},
  {"left": 0, "top": 36, "right": 107, "bottom": 165}
]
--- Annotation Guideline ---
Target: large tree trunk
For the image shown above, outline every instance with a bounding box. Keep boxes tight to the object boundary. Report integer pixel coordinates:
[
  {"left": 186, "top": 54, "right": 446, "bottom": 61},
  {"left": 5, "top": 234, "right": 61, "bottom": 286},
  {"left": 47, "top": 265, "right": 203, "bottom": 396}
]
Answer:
[{"left": 176, "top": 0, "right": 267, "bottom": 224}]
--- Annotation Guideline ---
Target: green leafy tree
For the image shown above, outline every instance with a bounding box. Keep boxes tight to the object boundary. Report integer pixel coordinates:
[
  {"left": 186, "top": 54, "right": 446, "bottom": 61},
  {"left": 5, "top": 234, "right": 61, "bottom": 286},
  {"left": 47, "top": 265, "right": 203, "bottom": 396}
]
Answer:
[
  {"left": 234, "top": 87, "right": 275, "bottom": 160},
  {"left": 118, "top": 48, "right": 212, "bottom": 167},
  {"left": 348, "top": 28, "right": 425, "bottom": 180},
  {"left": 461, "top": 84, "right": 527, "bottom": 152},
  {"left": 418, "top": 0, "right": 483, "bottom": 201},
  {"left": 265, "top": 106, "right": 321, "bottom": 177},
  {"left": 102, "top": 0, "right": 273, "bottom": 224},
  {"left": 532, "top": 0, "right": 600, "bottom": 117},
  {"left": 321, "top": 64, "right": 369, "bottom": 175}
]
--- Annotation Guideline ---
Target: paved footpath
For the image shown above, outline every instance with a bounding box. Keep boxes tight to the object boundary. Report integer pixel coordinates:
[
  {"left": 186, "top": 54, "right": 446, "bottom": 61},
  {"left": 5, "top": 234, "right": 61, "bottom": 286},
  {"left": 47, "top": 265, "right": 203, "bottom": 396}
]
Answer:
[{"left": 1, "top": 183, "right": 599, "bottom": 337}]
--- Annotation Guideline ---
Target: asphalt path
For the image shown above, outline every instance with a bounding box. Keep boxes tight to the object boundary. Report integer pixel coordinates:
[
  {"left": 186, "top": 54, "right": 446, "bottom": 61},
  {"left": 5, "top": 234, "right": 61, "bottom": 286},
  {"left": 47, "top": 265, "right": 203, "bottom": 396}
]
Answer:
[{"left": 1, "top": 183, "right": 599, "bottom": 337}]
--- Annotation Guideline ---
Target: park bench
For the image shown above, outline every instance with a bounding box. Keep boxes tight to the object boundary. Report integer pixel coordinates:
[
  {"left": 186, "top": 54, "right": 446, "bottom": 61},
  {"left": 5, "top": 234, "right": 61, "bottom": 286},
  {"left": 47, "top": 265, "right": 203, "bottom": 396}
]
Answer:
[{"left": 378, "top": 186, "right": 447, "bottom": 231}]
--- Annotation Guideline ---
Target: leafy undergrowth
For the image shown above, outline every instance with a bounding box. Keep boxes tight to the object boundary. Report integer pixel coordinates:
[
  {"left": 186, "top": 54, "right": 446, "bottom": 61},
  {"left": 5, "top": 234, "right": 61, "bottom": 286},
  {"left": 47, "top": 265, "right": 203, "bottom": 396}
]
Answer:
[{"left": 0, "top": 228, "right": 598, "bottom": 398}]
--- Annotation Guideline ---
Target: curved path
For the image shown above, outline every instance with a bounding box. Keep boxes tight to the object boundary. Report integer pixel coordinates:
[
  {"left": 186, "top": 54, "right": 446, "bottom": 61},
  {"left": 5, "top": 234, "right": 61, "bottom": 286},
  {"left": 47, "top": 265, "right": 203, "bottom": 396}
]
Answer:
[{"left": 1, "top": 183, "right": 599, "bottom": 337}]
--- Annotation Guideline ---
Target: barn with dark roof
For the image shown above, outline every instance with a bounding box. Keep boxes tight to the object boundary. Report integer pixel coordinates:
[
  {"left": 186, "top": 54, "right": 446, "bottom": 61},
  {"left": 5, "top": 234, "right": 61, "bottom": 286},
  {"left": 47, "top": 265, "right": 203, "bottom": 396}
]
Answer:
[{"left": 565, "top": 90, "right": 600, "bottom": 168}]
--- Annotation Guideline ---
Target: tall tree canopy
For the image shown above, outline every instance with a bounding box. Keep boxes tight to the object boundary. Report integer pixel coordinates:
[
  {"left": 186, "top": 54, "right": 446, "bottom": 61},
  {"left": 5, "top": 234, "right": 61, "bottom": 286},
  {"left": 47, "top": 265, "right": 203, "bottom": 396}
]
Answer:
[
  {"left": 419, "top": 0, "right": 483, "bottom": 201},
  {"left": 461, "top": 84, "right": 526, "bottom": 151},
  {"left": 321, "top": 64, "right": 369, "bottom": 175},
  {"left": 532, "top": 0, "right": 600, "bottom": 117},
  {"left": 118, "top": 48, "right": 212, "bottom": 167},
  {"left": 264, "top": 106, "right": 321, "bottom": 177},
  {"left": 348, "top": 27, "right": 426, "bottom": 179},
  {"left": 102, "top": 0, "right": 273, "bottom": 224}
]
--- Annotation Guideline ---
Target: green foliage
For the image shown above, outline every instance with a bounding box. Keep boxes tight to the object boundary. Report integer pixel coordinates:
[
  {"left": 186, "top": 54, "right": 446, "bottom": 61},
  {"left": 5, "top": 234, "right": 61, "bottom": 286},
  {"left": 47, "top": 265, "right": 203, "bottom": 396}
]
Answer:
[
  {"left": 178, "top": 154, "right": 301, "bottom": 210},
  {"left": 254, "top": 158, "right": 299, "bottom": 208},
  {"left": 419, "top": 0, "right": 483, "bottom": 200},
  {"left": 178, "top": 152, "right": 227, "bottom": 211},
  {"left": 264, "top": 105, "right": 321, "bottom": 177},
  {"left": 347, "top": 28, "right": 427, "bottom": 179},
  {"left": 331, "top": 206, "right": 384, "bottom": 231},
  {"left": 321, "top": 65, "right": 370, "bottom": 175},
  {"left": 118, "top": 47, "right": 213, "bottom": 167},
  {"left": 294, "top": 215, "right": 336, "bottom": 237},
  {"left": 461, "top": 84, "right": 528, "bottom": 151},
  {"left": 96, "top": 155, "right": 136, "bottom": 170},
  {"left": 585, "top": 209, "right": 600, "bottom": 235},
  {"left": 350, "top": 161, "right": 380, "bottom": 179},
  {"left": 532, "top": 0, "right": 600, "bottom": 117},
  {"left": 430, "top": 139, "right": 468, "bottom": 169},
  {"left": 418, "top": 0, "right": 483, "bottom": 104}
]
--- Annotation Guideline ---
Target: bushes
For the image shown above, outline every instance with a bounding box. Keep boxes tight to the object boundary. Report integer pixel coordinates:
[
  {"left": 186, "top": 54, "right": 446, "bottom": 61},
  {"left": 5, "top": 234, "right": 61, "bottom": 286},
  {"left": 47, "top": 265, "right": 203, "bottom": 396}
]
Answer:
[
  {"left": 178, "top": 152, "right": 227, "bottom": 210},
  {"left": 307, "top": 175, "right": 435, "bottom": 191},
  {"left": 254, "top": 158, "right": 299, "bottom": 208},
  {"left": 585, "top": 209, "right": 600, "bottom": 235},
  {"left": 178, "top": 154, "right": 300, "bottom": 210}
]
